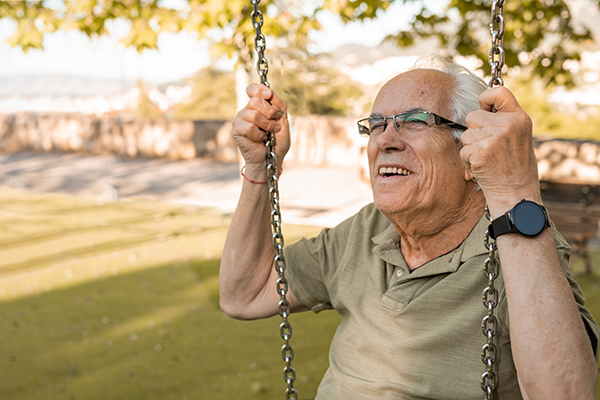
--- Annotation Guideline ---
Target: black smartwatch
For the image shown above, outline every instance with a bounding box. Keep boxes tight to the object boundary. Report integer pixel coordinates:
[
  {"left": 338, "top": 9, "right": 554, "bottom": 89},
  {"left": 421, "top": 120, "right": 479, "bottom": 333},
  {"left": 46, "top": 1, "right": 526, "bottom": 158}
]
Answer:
[{"left": 488, "top": 200, "right": 550, "bottom": 239}]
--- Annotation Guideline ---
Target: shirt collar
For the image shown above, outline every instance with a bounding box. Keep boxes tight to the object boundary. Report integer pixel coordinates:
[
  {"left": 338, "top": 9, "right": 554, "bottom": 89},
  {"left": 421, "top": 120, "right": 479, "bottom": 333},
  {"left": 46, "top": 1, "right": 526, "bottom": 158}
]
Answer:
[{"left": 372, "top": 214, "right": 489, "bottom": 278}]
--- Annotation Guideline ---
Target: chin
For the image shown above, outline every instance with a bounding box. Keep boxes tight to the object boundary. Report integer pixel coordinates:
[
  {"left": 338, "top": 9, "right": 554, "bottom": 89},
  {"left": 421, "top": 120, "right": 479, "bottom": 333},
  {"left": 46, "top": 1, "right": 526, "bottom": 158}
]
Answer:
[{"left": 372, "top": 195, "right": 406, "bottom": 216}]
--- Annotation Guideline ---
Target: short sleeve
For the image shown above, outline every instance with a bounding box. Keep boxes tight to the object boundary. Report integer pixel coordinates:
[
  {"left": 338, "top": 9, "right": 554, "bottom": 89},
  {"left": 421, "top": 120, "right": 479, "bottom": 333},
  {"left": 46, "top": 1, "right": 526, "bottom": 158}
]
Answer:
[
  {"left": 283, "top": 203, "right": 391, "bottom": 313},
  {"left": 283, "top": 229, "right": 336, "bottom": 313}
]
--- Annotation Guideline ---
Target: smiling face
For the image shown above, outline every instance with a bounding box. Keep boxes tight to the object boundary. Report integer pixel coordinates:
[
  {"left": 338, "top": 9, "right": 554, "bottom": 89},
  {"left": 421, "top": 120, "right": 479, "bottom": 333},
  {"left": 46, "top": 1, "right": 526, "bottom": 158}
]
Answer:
[{"left": 367, "top": 69, "right": 477, "bottom": 229}]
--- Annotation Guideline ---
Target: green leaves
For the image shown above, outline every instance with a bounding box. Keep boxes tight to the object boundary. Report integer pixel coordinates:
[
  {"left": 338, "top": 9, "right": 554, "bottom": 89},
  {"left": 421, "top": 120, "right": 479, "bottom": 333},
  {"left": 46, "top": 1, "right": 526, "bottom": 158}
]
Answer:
[
  {"left": 171, "top": 67, "right": 237, "bottom": 120},
  {"left": 5, "top": 19, "right": 45, "bottom": 52},
  {"left": 321, "top": 0, "right": 392, "bottom": 22},
  {"left": 1, "top": 1, "right": 60, "bottom": 52},
  {"left": 387, "top": 0, "right": 598, "bottom": 87},
  {"left": 1, "top": 0, "right": 598, "bottom": 87},
  {"left": 268, "top": 47, "right": 364, "bottom": 116}
]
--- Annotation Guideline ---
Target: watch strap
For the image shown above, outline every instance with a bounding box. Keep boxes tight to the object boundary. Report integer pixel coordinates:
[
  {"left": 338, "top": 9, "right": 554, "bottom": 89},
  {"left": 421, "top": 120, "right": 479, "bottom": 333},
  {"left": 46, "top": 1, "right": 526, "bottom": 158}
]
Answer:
[{"left": 489, "top": 212, "right": 513, "bottom": 240}]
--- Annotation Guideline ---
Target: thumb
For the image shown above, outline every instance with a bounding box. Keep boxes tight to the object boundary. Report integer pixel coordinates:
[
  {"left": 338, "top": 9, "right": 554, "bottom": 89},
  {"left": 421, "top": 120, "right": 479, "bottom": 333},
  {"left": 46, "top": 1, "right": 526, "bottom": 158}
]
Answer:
[{"left": 479, "top": 86, "right": 522, "bottom": 113}]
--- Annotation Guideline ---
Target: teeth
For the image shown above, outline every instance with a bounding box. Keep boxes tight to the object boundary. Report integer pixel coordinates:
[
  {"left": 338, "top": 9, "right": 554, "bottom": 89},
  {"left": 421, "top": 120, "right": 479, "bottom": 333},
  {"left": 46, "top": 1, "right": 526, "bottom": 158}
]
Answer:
[{"left": 379, "top": 167, "right": 412, "bottom": 176}]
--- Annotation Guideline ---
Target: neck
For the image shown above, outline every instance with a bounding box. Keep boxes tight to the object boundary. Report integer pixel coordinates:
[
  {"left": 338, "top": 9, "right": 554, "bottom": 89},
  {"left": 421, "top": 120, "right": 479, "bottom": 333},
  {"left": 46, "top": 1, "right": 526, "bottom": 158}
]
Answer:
[{"left": 389, "top": 191, "right": 486, "bottom": 270}]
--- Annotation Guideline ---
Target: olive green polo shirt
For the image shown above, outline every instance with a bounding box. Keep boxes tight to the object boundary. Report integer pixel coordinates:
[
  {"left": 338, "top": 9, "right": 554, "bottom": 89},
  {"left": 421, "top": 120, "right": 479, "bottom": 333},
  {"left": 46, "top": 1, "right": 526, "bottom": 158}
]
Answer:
[{"left": 284, "top": 203, "right": 599, "bottom": 400}]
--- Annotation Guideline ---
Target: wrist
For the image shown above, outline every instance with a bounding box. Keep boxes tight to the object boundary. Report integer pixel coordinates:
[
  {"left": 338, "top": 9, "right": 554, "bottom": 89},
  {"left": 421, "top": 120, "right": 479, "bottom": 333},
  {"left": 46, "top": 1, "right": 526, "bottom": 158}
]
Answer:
[
  {"left": 241, "top": 163, "right": 283, "bottom": 184},
  {"left": 241, "top": 165, "right": 268, "bottom": 184},
  {"left": 485, "top": 190, "right": 542, "bottom": 220}
]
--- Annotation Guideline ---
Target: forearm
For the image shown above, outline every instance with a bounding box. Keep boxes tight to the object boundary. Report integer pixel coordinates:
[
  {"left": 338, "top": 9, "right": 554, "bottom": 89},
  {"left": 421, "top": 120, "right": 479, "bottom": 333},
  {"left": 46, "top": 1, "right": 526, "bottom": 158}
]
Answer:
[
  {"left": 460, "top": 85, "right": 596, "bottom": 397},
  {"left": 219, "top": 162, "right": 278, "bottom": 319},
  {"left": 496, "top": 229, "right": 597, "bottom": 399}
]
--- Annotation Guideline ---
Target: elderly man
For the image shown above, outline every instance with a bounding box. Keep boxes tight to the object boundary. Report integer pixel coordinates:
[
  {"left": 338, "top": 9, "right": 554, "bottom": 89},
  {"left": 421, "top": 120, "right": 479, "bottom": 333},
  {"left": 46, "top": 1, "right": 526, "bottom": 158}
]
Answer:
[{"left": 219, "top": 56, "right": 599, "bottom": 399}]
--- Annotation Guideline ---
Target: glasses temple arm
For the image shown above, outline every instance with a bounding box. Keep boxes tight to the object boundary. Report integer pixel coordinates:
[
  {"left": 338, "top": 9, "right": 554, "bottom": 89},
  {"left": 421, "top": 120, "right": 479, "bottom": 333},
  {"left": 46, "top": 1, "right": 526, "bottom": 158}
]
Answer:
[{"left": 435, "top": 114, "right": 468, "bottom": 131}]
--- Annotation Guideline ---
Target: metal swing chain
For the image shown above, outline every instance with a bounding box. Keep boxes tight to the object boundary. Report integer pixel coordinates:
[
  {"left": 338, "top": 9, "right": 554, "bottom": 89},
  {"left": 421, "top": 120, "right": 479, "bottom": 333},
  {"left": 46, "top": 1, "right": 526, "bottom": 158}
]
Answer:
[
  {"left": 488, "top": 0, "right": 506, "bottom": 89},
  {"left": 250, "top": 1, "right": 298, "bottom": 399},
  {"left": 251, "top": 1, "right": 505, "bottom": 398},
  {"left": 481, "top": 1, "right": 505, "bottom": 399},
  {"left": 481, "top": 209, "right": 500, "bottom": 399}
]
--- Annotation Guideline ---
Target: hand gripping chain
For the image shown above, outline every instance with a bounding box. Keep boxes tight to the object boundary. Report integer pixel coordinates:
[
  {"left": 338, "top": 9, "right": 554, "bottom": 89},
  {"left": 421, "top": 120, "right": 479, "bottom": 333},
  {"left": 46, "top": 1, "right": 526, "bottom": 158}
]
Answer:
[
  {"left": 250, "top": 1, "right": 298, "bottom": 399},
  {"left": 252, "top": 2, "right": 504, "bottom": 399}
]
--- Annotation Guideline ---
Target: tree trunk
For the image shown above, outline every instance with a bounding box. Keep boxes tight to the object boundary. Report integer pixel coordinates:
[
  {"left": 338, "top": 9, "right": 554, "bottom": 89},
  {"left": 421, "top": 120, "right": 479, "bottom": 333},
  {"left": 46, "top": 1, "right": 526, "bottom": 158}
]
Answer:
[{"left": 235, "top": 66, "right": 251, "bottom": 113}]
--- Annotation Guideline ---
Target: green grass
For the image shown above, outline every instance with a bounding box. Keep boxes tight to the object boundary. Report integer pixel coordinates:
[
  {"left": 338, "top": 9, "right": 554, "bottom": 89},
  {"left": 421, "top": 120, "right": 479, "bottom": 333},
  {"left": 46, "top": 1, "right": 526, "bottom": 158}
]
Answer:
[
  {"left": 0, "top": 188, "right": 336, "bottom": 400},
  {"left": 0, "top": 188, "right": 598, "bottom": 399}
]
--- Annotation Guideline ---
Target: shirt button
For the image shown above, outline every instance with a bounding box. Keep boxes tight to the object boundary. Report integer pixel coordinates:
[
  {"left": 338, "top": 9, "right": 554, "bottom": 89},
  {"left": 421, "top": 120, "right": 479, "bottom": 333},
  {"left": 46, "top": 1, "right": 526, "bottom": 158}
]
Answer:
[{"left": 396, "top": 269, "right": 403, "bottom": 277}]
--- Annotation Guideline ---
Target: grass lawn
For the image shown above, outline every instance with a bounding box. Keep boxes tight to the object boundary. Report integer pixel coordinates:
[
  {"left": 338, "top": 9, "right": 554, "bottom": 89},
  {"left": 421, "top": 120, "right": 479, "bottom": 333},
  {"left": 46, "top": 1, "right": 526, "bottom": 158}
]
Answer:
[{"left": 0, "top": 188, "right": 598, "bottom": 399}]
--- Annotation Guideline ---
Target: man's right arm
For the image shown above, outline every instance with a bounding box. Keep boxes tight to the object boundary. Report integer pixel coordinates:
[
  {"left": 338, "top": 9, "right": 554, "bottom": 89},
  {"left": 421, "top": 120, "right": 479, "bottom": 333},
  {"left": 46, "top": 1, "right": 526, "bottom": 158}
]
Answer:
[{"left": 219, "top": 84, "right": 309, "bottom": 320}]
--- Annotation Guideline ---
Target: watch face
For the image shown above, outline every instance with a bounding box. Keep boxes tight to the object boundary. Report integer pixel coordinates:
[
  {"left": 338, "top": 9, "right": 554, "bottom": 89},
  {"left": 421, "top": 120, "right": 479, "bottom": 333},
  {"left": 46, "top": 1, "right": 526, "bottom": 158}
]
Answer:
[{"left": 512, "top": 201, "right": 547, "bottom": 237}]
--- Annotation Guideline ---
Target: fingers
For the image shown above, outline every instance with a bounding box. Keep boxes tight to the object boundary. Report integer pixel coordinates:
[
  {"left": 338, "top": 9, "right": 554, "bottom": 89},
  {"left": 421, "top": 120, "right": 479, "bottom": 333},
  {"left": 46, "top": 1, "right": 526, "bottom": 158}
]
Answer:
[
  {"left": 237, "top": 106, "right": 281, "bottom": 138},
  {"left": 477, "top": 86, "right": 522, "bottom": 113},
  {"left": 234, "top": 84, "right": 285, "bottom": 139},
  {"left": 246, "top": 83, "right": 288, "bottom": 110},
  {"left": 232, "top": 113, "right": 267, "bottom": 144},
  {"left": 465, "top": 87, "right": 531, "bottom": 136},
  {"left": 241, "top": 84, "right": 286, "bottom": 133},
  {"left": 460, "top": 87, "right": 539, "bottom": 210},
  {"left": 232, "top": 84, "right": 291, "bottom": 166}
]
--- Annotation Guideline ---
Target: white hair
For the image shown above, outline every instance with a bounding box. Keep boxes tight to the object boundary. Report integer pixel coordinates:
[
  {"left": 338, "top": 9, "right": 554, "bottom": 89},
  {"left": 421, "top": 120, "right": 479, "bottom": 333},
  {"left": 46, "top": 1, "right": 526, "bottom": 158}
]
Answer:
[{"left": 411, "top": 55, "right": 488, "bottom": 144}]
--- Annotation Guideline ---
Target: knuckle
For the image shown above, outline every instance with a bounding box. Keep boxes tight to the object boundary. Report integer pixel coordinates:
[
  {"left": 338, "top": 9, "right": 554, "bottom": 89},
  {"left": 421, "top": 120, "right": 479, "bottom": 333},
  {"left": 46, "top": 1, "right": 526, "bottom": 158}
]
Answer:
[
  {"left": 246, "top": 108, "right": 261, "bottom": 122},
  {"left": 460, "top": 128, "right": 475, "bottom": 145},
  {"left": 248, "top": 96, "right": 262, "bottom": 109},
  {"left": 266, "top": 107, "right": 281, "bottom": 120}
]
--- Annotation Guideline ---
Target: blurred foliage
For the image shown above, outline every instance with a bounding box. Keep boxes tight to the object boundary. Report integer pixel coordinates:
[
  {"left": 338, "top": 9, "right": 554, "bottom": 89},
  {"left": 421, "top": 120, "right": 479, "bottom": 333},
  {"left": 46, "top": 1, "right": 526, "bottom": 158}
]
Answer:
[
  {"left": 172, "top": 54, "right": 364, "bottom": 119},
  {"left": 134, "top": 80, "right": 163, "bottom": 120},
  {"left": 0, "top": 0, "right": 329, "bottom": 72},
  {"left": 508, "top": 75, "right": 600, "bottom": 141},
  {"left": 269, "top": 47, "right": 365, "bottom": 116},
  {"left": 1, "top": 0, "right": 597, "bottom": 88},
  {"left": 3, "top": 0, "right": 600, "bottom": 123},
  {"left": 387, "top": 0, "right": 599, "bottom": 88},
  {"left": 171, "top": 67, "right": 236, "bottom": 120},
  {"left": 274, "top": 63, "right": 363, "bottom": 116}
]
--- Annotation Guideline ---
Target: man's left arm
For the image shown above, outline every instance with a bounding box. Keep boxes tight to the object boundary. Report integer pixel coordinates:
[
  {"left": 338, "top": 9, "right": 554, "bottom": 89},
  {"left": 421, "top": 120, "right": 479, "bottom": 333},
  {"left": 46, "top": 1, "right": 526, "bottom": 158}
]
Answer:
[
  {"left": 495, "top": 227, "right": 597, "bottom": 399},
  {"left": 461, "top": 87, "right": 598, "bottom": 399}
]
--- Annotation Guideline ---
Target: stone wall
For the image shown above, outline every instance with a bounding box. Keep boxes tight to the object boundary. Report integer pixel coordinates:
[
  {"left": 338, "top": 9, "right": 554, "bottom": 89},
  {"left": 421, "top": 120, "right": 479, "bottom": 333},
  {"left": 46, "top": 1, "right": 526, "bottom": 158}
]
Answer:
[
  {"left": 0, "top": 113, "right": 238, "bottom": 161},
  {"left": 0, "top": 112, "right": 599, "bottom": 186}
]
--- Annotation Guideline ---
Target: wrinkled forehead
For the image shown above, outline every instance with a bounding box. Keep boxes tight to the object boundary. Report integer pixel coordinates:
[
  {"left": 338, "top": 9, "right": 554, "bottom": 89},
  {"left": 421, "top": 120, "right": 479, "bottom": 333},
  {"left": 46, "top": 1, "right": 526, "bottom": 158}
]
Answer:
[{"left": 372, "top": 69, "right": 455, "bottom": 116}]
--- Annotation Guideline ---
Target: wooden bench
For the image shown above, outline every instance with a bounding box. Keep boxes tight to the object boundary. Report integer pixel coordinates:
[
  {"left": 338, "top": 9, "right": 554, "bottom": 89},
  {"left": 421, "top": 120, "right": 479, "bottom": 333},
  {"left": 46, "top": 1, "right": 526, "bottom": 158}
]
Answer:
[{"left": 540, "top": 181, "right": 600, "bottom": 274}]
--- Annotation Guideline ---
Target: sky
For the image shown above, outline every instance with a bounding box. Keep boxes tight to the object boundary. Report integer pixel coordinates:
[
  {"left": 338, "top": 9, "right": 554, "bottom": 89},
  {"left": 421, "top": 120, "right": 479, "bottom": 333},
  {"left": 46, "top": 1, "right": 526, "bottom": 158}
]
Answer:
[
  {"left": 0, "top": 1, "right": 443, "bottom": 84},
  {"left": 0, "top": 0, "right": 597, "bottom": 85}
]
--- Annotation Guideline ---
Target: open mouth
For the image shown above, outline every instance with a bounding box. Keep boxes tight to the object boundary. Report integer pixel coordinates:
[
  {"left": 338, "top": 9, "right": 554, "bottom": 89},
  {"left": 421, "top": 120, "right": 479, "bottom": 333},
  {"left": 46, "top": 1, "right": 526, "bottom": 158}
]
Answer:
[{"left": 379, "top": 166, "right": 413, "bottom": 177}]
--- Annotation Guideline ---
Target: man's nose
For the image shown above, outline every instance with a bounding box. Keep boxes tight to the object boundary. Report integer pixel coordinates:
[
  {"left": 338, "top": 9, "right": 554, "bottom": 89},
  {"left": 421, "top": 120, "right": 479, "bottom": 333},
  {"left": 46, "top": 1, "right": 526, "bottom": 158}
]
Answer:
[{"left": 374, "top": 121, "right": 407, "bottom": 152}]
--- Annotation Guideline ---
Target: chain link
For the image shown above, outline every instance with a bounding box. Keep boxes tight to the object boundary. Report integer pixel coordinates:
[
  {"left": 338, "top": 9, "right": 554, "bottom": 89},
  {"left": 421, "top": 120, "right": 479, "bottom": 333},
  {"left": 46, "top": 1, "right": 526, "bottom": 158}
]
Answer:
[
  {"left": 481, "top": 2, "right": 505, "bottom": 398},
  {"left": 251, "top": 0, "right": 270, "bottom": 88},
  {"left": 251, "top": 1, "right": 298, "bottom": 399},
  {"left": 481, "top": 206, "right": 499, "bottom": 399},
  {"left": 488, "top": 0, "right": 506, "bottom": 88}
]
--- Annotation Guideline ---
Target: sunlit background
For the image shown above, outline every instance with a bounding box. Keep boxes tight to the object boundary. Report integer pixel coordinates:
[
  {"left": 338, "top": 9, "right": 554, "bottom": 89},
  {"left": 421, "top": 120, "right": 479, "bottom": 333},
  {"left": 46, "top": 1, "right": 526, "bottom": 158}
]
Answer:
[{"left": 0, "top": 1, "right": 599, "bottom": 399}]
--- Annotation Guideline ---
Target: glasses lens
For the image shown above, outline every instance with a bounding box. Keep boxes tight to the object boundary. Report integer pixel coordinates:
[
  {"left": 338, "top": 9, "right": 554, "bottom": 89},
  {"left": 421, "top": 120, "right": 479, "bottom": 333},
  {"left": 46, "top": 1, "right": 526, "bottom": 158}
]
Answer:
[
  {"left": 394, "top": 112, "right": 430, "bottom": 130},
  {"left": 368, "top": 117, "right": 387, "bottom": 135},
  {"left": 358, "top": 117, "right": 386, "bottom": 136},
  {"left": 358, "top": 122, "right": 370, "bottom": 136},
  {"left": 400, "top": 112, "right": 429, "bottom": 122}
]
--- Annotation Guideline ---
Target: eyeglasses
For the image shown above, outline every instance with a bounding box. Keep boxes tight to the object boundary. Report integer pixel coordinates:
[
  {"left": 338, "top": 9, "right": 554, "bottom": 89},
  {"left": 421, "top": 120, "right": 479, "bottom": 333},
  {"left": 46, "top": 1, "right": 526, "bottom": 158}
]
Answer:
[{"left": 357, "top": 111, "right": 468, "bottom": 137}]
